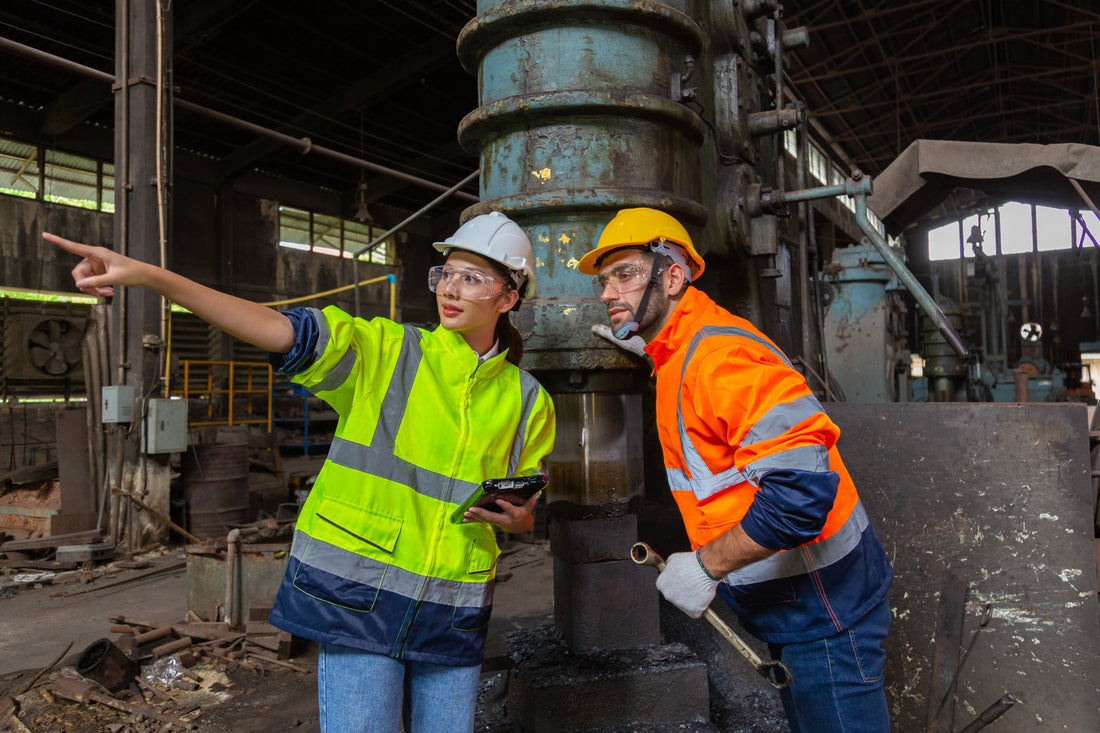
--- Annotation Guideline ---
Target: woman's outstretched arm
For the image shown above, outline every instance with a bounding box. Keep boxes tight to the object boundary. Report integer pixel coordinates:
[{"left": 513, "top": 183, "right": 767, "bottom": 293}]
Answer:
[{"left": 44, "top": 232, "right": 295, "bottom": 354}]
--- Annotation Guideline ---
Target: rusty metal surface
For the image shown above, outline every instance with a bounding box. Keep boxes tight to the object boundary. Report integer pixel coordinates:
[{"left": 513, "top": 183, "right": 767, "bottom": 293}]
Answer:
[
  {"left": 553, "top": 556, "right": 660, "bottom": 650},
  {"left": 822, "top": 243, "right": 901, "bottom": 402},
  {"left": 75, "top": 638, "right": 138, "bottom": 693},
  {"left": 185, "top": 542, "right": 290, "bottom": 623},
  {"left": 180, "top": 445, "right": 250, "bottom": 539},
  {"left": 542, "top": 391, "right": 644, "bottom": 505},
  {"left": 548, "top": 510, "right": 637, "bottom": 564},
  {"left": 826, "top": 402, "right": 1100, "bottom": 731},
  {"left": 457, "top": 0, "right": 706, "bottom": 372}
]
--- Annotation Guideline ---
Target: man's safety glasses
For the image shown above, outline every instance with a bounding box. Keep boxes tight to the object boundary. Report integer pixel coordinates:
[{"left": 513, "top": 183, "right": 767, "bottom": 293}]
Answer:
[
  {"left": 592, "top": 260, "right": 661, "bottom": 297},
  {"left": 428, "top": 265, "right": 506, "bottom": 300}
]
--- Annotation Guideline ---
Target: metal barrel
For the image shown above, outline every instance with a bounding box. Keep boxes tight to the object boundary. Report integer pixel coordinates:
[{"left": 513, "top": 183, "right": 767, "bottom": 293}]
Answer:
[{"left": 180, "top": 444, "right": 250, "bottom": 539}]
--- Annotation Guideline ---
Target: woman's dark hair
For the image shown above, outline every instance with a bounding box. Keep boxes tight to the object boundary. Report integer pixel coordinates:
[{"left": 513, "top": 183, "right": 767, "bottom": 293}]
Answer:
[{"left": 484, "top": 260, "right": 525, "bottom": 366}]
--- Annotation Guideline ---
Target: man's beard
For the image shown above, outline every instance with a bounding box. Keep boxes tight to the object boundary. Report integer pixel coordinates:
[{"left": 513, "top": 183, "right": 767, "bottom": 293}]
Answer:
[
  {"left": 608, "top": 287, "right": 667, "bottom": 341},
  {"left": 635, "top": 287, "right": 669, "bottom": 340}
]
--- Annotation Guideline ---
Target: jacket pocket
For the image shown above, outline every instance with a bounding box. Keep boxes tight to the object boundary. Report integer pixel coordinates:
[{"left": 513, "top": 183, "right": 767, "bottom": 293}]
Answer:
[
  {"left": 451, "top": 535, "right": 498, "bottom": 632},
  {"left": 292, "top": 497, "right": 403, "bottom": 613},
  {"left": 466, "top": 534, "right": 499, "bottom": 576}
]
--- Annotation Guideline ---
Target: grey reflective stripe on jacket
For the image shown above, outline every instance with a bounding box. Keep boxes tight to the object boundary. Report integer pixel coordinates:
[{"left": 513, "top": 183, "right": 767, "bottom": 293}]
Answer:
[
  {"left": 288, "top": 321, "right": 542, "bottom": 606},
  {"left": 305, "top": 325, "right": 479, "bottom": 501},
  {"left": 320, "top": 326, "right": 542, "bottom": 499},
  {"left": 671, "top": 326, "right": 827, "bottom": 500},
  {"left": 509, "top": 371, "right": 543, "bottom": 475},
  {"left": 668, "top": 325, "right": 855, "bottom": 585},
  {"left": 289, "top": 530, "right": 496, "bottom": 608},
  {"left": 725, "top": 502, "right": 869, "bottom": 585}
]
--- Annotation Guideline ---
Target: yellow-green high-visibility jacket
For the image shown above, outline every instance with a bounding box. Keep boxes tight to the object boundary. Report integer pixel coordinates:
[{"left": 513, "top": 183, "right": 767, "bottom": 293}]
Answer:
[{"left": 268, "top": 306, "right": 556, "bottom": 666}]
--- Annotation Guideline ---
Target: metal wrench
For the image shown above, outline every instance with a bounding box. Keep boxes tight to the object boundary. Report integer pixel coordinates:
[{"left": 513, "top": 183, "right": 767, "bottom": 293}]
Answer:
[{"left": 631, "top": 541, "right": 792, "bottom": 689}]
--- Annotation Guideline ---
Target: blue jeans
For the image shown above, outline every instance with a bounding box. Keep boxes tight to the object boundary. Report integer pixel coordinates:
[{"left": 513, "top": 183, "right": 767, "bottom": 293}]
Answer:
[
  {"left": 317, "top": 643, "right": 481, "bottom": 733},
  {"left": 768, "top": 597, "right": 892, "bottom": 733}
]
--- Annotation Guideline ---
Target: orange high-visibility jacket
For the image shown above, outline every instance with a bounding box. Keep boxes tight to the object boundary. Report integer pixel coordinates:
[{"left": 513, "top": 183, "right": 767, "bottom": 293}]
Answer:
[{"left": 646, "top": 287, "right": 892, "bottom": 643}]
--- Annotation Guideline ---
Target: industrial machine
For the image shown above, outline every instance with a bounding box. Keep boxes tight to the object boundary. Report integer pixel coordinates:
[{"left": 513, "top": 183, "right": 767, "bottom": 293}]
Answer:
[
  {"left": 861, "top": 140, "right": 1100, "bottom": 404},
  {"left": 454, "top": 1, "right": 964, "bottom": 729}
]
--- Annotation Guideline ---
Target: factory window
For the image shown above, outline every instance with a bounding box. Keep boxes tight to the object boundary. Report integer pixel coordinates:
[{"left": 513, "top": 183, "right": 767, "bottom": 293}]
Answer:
[
  {"left": 781, "top": 132, "right": 877, "bottom": 225},
  {"left": 807, "top": 144, "right": 828, "bottom": 185},
  {"left": 998, "top": 203, "right": 1033, "bottom": 255},
  {"left": 784, "top": 128, "right": 797, "bottom": 157},
  {"left": 1035, "top": 205, "right": 1072, "bottom": 252},
  {"left": 43, "top": 150, "right": 102, "bottom": 210},
  {"left": 927, "top": 203, "right": 1097, "bottom": 261},
  {"left": 278, "top": 206, "right": 393, "bottom": 265},
  {"left": 0, "top": 136, "right": 114, "bottom": 212},
  {"left": 0, "top": 138, "right": 40, "bottom": 200}
]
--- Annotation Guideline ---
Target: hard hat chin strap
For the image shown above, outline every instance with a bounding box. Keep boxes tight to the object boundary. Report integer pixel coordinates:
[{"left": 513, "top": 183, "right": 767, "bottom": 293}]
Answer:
[{"left": 614, "top": 253, "right": 667, "bottom": 340}]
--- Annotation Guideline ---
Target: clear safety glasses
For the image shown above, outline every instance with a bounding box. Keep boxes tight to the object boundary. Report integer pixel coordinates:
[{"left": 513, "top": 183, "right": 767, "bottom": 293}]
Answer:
[
  {"left": 592, "top": 260, "right": 661, "bottom": 297},
  {"left": 428, "top": 265, "right": 506, "bottom": 300}
]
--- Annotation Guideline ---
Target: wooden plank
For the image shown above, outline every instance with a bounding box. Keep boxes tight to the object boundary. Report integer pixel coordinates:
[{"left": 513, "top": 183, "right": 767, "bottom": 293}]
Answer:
[{"left": 0, "top": 506, "right": 58, "bottom": 518}]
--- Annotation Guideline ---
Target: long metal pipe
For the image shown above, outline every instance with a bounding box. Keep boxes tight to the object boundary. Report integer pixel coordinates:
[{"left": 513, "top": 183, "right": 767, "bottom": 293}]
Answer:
[
  {"left": 225, "top": 528, "right": 240, "bottom": 627},
  {"left": 994, "top": 209, "right": 1009, "bottom": 363},
  {"left": 796, "top": 114, "right": 813, "bottom": 364},
  {"left": 0, "top": 35, "right": 477, "bottom": 202},
  {"left": 773, "top": 8, "right": 785, "bottom": 194},
  {"left": 350, "top": 169, "right": 480, "bottom": 316},
  {"left": 751, "top": 176, "right": 969, "bottom": 358},
  {"left": 853, "top": 194, "right": 969, "bottom": 358},
  {"left": 112, "top": 0, "right": 130, "bottom": 545}
]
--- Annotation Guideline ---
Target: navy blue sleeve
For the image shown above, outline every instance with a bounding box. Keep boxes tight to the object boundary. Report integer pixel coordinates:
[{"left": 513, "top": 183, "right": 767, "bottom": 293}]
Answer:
[
  {"left": 267, "top": 307, "right": 320, "bottom": 375},
  {"left": 738, "top": 469, "right": 839, "bottom": 551}
]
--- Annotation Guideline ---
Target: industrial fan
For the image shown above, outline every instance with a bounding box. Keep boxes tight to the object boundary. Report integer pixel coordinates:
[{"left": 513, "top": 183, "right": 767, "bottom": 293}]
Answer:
[
  {"left": 29, "top": 317, "right": 83, "bottom": 375},
  {"left": 3, "top": 315, "right": 86, "bottom": 379}
]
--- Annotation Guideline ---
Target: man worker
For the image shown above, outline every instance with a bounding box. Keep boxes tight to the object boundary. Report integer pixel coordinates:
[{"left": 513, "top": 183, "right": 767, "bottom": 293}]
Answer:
[{"left": 578, "top": 207, "right": 894, "bottom": 732}]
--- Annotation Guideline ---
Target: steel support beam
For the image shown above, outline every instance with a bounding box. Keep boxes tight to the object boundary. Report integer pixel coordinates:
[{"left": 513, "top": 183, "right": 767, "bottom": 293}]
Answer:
[{"left": 112, "top": 0, "right": 173, "bottom": 545}]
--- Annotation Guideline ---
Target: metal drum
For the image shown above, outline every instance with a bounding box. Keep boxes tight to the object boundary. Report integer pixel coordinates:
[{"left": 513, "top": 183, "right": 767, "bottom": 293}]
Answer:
[
  {"left": 181, "top": 444, "right": 250, "bottom": 539},
  {"left": 76, "top": 638, "right": 138, "bottom": 692}
]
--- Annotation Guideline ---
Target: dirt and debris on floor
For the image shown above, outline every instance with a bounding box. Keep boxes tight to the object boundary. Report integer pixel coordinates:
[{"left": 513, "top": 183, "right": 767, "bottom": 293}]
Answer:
[
  {"left": 0, "top": 533, "right": 319, "bottom": 732},
  {"left": 0, "top": 645, "right": 317, "bottom": 732},
  {"left": 0, "top": 533, "right": 555, "bottom": 733}
]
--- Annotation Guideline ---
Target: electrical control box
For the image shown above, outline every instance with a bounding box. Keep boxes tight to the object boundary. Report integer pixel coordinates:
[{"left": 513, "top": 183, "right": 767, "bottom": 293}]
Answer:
[
  {"left": 143, "top": 398, "right": 189, "bottom": 454},
  {"left": 101, "top": 385, "right": 135, "bottom": 423}
]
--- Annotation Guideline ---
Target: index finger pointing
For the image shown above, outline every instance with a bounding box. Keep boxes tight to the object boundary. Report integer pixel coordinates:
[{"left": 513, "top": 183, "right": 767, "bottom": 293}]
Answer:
[{"left": 42, "top": 232, "right": 98, "bottom": 257}]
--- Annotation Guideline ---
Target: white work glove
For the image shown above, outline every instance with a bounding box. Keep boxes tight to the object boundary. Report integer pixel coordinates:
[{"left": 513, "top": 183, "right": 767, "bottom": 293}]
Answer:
[
  {"left": 655, "top": 550, "right": 720, "bottom": 619},
  {"left": 591, "top": 323, "right": 647, "bottom": 358}
]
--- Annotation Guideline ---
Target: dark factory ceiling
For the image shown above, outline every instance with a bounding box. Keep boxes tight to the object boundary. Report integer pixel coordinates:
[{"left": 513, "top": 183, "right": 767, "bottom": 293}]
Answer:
[
  {"left": 783, "top": 2, "right": 1100, "bottom": 176},
  {"left": 1, "top": 1, "right": 1097, "bottom": 228}
]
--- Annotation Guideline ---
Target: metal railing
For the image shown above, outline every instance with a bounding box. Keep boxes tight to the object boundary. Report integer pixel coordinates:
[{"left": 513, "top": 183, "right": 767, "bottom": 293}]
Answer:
[{"left": 174, "top": 360, "right": 273, "bottom": 432}]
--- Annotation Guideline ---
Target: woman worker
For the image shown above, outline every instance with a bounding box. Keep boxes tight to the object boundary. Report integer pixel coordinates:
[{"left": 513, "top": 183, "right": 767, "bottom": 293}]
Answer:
[{"left": 44, "top": 210, "right": 556, "bottom": 733}]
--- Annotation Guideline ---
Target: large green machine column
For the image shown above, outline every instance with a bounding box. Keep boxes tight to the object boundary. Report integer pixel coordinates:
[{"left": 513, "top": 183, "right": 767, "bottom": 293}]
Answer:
[
  {"left": 458, "top": 0, "right": 707, "bottom": 371},
  {"left": 458, "top": 0, "right": 708, "bottom": 653}
]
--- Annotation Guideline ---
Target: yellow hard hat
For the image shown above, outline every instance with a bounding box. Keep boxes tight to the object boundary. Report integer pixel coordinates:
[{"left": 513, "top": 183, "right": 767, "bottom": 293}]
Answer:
[{"left": 577, "top": 208, "right": 705, "bottom": 278}]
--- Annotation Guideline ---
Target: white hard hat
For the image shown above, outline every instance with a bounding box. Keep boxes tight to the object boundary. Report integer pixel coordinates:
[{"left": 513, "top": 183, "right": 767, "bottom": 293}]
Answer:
[{"left": 434, "top": 211, "right": 536, "bottom": 299}]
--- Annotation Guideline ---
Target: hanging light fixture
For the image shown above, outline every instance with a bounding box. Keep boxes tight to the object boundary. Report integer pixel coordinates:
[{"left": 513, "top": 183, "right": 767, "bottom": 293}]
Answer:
[
  {"left": 966, "top": 223, "right": 984, "bottom": 245},
  {"left": 353, "top": 108, "right": 374, "bottom": 225}
]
